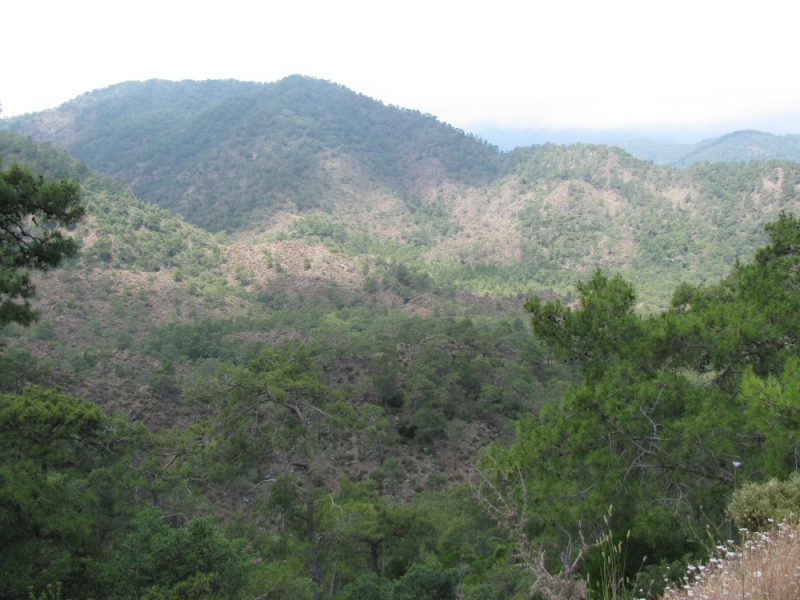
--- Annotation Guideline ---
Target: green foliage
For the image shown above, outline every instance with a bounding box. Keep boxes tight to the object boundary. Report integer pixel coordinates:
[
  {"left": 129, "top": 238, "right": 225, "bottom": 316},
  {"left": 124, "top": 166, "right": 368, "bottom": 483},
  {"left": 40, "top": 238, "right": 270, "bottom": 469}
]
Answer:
[
  {"left": 292, "top": 215, "right": 348, "bottom": 242},
  {"left": 0, "top": 132, "right": 92, "bottom": 182},
  {"left": 27, "top": 584, "right": 64, "bottom": 600},
  {"left": 393, "top": 562, "right": 459, "bottom": 600},
  {"left": 244, "top": 560, "right": 317, "bottom": 600},
  {"left": 480, "top": 212, "right": 800, "bottom": 593},
  {"left": 512, "top": 144, "right": 800, "bottom": 306},
  {"left": 7, "top": 94, "right": 800, "bottom": 313},
  {"left": 739, "top": 358, "right": 800, "bottom": 475},
  {"left": 99, "top": 507, "right": 247, "bottom": 600},
  {"left": 0, "top": 130, "right": 223, "bottom": 279},
  {"left": 0, "top": 387, "right": 105, "bottom": 597},
  {"left": 0, "top": 163, "right": 84, "bottom": 326},
  {"left": 0, "top": 346, "right": 41, "bottom": 392},
  {"left": 402, "top": 196, "right": 463, "bottom": 244},
  {"left": 339, "top": 572, "right": 392, "bottom": 600},
  {"left": 358, "top": 403, "right": 393, "bottom": 464},
  {"left": 372, "top": 357, "right": 404, "bottom": 409},
  {"left": 0, "top": 138, "right": 573, "bottom": 596},
  {"left": 79, "top": 188, "right": 222, "bottom": 273},
  {"left": 15, "top": 117, "right": 800, "bottom": 600},
  {"left": 409, "top": 407, "right": 446, "bottom": 443},
  {"left": 148, "top": 360, "right": 182, "bottom": 400},
  {"left": 0, "top": 378, "right": 215, "bottom": 599},
  {"left": 139, "top": 573, "right": 219, "bottom": 600},
  {"left": 728, "top": 474, "right": 800, "bottom": 531},
  {"left": 525, "top": 270, "right": 641, "bottom": 383},
  {"left": 147, "top": 319, "right": 246, "bottom": 363}
]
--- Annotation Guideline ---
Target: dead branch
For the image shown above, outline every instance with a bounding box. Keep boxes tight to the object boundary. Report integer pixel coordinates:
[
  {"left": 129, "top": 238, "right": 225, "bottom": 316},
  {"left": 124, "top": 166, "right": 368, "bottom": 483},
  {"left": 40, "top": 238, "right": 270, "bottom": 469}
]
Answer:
[
  {"left": 470, "top": 458, "right": 589, "bottom": 600},
  {"left": 246, "top": 478, "right": 276, "bottom": 494},
  {"left": 286, "top": 404, "right": 307, "bottom": 427}
]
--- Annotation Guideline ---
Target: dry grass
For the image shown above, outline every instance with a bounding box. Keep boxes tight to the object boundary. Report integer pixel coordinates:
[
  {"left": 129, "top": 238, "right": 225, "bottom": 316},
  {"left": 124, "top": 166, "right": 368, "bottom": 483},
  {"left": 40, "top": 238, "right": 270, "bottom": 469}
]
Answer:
[{"left": 662, "top": 521, "right": 800, "bottom": 600}]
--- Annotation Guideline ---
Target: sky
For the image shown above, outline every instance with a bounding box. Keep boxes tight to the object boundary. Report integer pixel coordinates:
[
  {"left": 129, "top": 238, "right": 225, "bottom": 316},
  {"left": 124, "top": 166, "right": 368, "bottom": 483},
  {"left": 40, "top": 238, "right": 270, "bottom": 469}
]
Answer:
[{"left": 3, "top": 0, "right": 800, "bottom": 143}]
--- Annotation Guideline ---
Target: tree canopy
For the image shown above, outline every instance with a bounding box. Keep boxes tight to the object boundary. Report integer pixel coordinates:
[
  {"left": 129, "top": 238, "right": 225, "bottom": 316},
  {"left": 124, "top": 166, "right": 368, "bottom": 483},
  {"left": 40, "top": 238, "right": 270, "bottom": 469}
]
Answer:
[
  {"left": 477, "top": 211, "right": 800, "bottom": 593},
  {"left": 0, "top": 163, "right": 84, "bottom": 326}
]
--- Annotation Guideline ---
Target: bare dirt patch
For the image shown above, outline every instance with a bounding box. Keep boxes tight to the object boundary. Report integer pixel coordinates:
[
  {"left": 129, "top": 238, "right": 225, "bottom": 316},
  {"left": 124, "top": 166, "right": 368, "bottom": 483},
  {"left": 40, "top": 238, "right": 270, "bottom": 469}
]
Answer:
[
  {"left": 401, "top": 293, "right": 445, "bottom": 319},
  {"left": 225, "top": 240, "right": 365, "bottom": 290},
  {"left": 540, "top": 182, "right": 571, "bottom": 214},
  {"left": 658, "top": 186, "right": 700, "bottom": 212},
  {"left": 763, "top": 167, "right": 785, "bottom": 193},
  {"left": 425, "top": 179, "right": 526, "bottom": 264}
]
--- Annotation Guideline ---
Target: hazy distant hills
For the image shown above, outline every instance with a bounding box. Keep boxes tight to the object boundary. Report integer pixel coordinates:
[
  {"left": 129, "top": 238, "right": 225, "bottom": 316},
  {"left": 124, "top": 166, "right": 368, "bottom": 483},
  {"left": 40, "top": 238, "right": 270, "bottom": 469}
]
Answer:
[
  {"left": 475, "top": 125, "right": 800, "bottom": 162},
  {"left": 617, "top": 130, "right": 800, "bottom": 166}
]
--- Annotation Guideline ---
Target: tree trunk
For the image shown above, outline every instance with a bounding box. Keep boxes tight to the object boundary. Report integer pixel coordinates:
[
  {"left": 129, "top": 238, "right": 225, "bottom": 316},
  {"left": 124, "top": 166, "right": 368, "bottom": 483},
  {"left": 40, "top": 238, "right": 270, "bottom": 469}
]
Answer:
[
  {"left": 369, "top": 541, "right": 381, "bottom": 573},
  {"left": 303, "top": 465, "right": 322, "bottom": 600},
  {"left": 329, "top": 556, "right": 338, "bottom": 596}
]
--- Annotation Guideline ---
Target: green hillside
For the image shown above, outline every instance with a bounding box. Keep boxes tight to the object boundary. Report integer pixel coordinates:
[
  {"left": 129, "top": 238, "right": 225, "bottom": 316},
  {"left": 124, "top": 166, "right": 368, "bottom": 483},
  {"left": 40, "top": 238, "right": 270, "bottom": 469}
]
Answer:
[
  {"left": 3, "top": 84, "right": 800, "bottom": 600},
  {"left": 5, "top": 82, "right": 800, "bottom": 310},
  {"left": 0, "top": 133, "right": 577, "bottom": 599},
  {"left": 0, "top": 128, "right": 567, "bottom": 463},
  {"left": 3, "top": 77, "right": 505, "bottom": 232},
  {"left": 510, "top": 144, "right": 800, "bottom": 303}
]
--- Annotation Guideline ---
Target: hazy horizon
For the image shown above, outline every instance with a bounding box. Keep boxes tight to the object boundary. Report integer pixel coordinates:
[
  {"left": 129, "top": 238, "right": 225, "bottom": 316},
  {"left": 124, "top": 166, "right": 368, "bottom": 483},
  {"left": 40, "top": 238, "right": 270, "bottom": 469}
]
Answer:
[
  {"left": 3, "top": 0, "right": 798, "bottom": 138},
  {"left": 4, "top": 75, "right": 800, "bottom": 153}
]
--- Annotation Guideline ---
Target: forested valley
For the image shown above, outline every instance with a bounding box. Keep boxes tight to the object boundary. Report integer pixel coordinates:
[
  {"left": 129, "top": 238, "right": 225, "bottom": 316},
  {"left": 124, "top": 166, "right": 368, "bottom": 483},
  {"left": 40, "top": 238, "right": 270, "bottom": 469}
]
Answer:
[{"left": 2, "top": 77, "right": 800, "bottom": 600}]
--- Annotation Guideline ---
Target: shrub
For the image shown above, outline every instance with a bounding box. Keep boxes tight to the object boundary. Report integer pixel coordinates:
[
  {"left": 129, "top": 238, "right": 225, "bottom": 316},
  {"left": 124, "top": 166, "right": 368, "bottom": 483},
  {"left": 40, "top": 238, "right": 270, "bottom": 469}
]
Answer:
[
  {"left": 339, "top": 572, "right": 392, "bottom": 600},
  {"left": 393, "top": 562, "right": 458, "bottom": 600},
  {"left": 103, "top": 508, "right": 248, "bottom": 599},
  {"left": 728, "top": 473, "right": 800, "bottom": 531}
]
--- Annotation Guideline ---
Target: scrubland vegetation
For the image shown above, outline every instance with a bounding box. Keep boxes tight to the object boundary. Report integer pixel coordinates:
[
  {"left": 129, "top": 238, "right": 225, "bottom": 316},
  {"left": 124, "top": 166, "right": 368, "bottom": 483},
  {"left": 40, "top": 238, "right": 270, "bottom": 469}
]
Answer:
[{"left": 2, "top": 79, "right": 800, "bottom": 600}]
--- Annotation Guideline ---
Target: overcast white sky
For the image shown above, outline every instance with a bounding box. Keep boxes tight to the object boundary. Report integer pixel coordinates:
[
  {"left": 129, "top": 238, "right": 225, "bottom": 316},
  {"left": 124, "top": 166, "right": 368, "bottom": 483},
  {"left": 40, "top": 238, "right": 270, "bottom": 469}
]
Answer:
[{"left": 3, "top": 0, "right": 800, "bottom": 138}]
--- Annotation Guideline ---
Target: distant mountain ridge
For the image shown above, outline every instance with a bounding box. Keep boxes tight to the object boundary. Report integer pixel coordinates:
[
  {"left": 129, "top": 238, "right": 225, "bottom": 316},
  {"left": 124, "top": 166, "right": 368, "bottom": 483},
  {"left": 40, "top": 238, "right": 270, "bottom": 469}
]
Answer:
[{"left": 617, "top": 130, "right": 800, "bottom": 166}]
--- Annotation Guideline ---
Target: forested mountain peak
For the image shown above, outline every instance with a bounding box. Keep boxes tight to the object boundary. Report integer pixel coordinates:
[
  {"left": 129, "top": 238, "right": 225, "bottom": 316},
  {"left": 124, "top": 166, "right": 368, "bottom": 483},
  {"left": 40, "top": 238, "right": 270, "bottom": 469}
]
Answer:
[{"left": 2, "top": 77, "right": 505, "bottom": 232}]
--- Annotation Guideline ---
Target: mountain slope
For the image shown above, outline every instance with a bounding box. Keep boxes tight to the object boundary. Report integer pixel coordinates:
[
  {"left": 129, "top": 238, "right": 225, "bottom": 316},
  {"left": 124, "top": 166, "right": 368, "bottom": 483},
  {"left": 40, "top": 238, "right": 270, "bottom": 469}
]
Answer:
[
  {"left": 501, "top": 146, "right": 799, "bottom": 306},
  {"left": 3, "top": 77, "right": 506, "bottom": 232},
  {"left": 4, "top": 82, "right": 800, "bottom": 309},
  {"left": 4, "top": 102, "right": 800, "bottom": 600}
]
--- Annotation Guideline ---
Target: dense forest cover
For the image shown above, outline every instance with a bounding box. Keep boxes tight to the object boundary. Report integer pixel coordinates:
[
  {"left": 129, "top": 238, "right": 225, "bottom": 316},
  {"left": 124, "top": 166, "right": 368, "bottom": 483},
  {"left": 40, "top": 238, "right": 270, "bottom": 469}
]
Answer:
[
  {"left": 2, "top": 83, "right": 800, "bottom": 600},
  {"left": 481, "top": 213, "right": 800, "bottom": 594},
  {"left": 2, "top": 78, "right": 504, "bottom": 232},
  {"left": 0, "top": 131, "right": 570, "bottom": 600}
]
